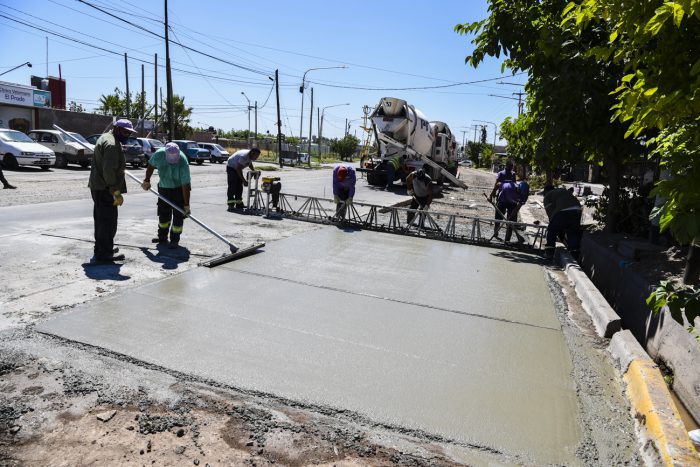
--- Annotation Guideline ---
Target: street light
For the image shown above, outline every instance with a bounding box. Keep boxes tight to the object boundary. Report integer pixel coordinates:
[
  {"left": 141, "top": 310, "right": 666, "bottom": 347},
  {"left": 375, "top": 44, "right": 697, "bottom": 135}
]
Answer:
[
  {"left": 0, "top": 62, "right": 32, "bottom": 77},
  {"left": 318, "top": 102, "right": 349, "bottom": 161},
  {"left": 241, "top": 92, "right": 251, "bottom": 147},
  {"left": 299, "top": 66, "right": 347, "bottom": 146}
]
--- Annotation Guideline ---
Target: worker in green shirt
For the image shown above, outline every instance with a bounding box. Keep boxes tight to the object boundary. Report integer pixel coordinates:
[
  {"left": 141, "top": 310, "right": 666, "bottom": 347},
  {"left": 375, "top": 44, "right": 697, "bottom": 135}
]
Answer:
[
  {"left": 141, "top": 142, "right": 192, "bottom": 249},
  {"left": 87, "top": 119, "right": 132, "bottom": 263},
  {"left": 385, "top": 153, "right": 407, "bottom": 191}
]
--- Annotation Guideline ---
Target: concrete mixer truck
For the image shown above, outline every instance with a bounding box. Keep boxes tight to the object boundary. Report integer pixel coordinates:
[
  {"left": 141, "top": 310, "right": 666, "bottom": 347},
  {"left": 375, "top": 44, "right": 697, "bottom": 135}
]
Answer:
[{"left": 360, "top": 97, "right": 466, "bottom": 189}]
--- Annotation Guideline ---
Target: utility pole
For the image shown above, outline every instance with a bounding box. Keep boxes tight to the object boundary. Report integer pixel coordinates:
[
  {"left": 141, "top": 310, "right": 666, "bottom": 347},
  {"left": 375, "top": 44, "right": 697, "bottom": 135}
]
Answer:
[
  {"left": 153, "top": 53, "right": 158, "bottom": 139},
  {"left": 513, "top": 92, "right": 525, "bottom": 116},
  {"left": 345, "top": 118, "right": 348, "bottom": 137},
  {"left": 317, "top": 107, "right": 321, "bottom": 163},
  {"left": 472, "top": 124, "right": 479, "bottom": 143},
  {"left": 164, "top": 0, "right": 174, "bottom": 141},
  {"left": 124, "top": 53, "right": 130, "bottom": 118},
  {"left": 461, "top": 130, "right": 467, "bottom": 153},
  {"left": 254, "top": 101, "right": 258, "bottom": 144},
  {"left": 307, "top": 87, "right": 313, "bottom": 164},
  {"left": 140, "top": 64, "right": 145, "bottom": 135},
  {"left": 274, "top": 69, "right": 282, "bottom": 167}
]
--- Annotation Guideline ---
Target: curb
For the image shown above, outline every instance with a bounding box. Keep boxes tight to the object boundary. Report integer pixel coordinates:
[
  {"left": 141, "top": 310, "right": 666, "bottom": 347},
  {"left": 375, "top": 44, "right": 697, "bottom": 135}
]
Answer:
[
  {"left": 555, "top": 248, "right": 699, "bottom": 465},
  {"left": 609, "top": 331, "right": 700, "bottom": 466},
  {"left": 556, "top": 248, "right": 622, "bottom": 338}
]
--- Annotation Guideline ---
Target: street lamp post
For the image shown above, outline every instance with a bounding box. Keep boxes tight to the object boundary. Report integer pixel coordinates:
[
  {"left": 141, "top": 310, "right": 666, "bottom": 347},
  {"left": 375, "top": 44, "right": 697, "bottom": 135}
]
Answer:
[
  {"left": 318, "top": 103, "right": 349, "bottom": 161},
  {"left": 299, "top": 66, "right": 347, "bottom": 147},
  {"left": 0, "top": 62, "right": 32, "bottom": 77},
  {"left": 241, "top": 92, "right": 251, "bottom": 147}
]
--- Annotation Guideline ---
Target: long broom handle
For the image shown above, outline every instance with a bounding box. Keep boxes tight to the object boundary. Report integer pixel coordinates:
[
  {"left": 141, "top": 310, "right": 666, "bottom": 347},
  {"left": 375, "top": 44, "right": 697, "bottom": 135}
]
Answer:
[
  {"left": 52, "top": 124, "right": 239, "bottom": 252},
  {"left": 123, "top": 171, "right": 239, "bottom": 252}
]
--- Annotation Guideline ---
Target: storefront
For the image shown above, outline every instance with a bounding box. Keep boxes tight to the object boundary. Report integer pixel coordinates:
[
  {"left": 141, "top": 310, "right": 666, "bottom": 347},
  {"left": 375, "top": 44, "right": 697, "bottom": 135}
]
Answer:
[{"left": 0, "top": 81, "right": 51, "bottom": 132}]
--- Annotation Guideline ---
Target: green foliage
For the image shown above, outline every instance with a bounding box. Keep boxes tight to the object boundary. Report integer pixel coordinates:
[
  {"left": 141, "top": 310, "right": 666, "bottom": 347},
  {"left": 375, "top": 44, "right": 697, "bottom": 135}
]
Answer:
[
  {"left": 465, "top": 141, "right": 485, "bottom": 166},
  {"left": 96, "top": 87, "right": 148, "bottom": 119},
  {"left": 647, "top": 280, "right": 700, "bottom": 342},
  {"left": 330, "top": 135, "right": 360, "bottom": 162}
]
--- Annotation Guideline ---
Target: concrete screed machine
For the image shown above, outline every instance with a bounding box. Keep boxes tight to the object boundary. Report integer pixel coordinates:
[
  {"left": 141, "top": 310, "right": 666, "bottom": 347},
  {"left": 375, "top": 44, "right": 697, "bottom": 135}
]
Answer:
[{"left": 360, "top": 97, "right": 465, "bottom": 189}]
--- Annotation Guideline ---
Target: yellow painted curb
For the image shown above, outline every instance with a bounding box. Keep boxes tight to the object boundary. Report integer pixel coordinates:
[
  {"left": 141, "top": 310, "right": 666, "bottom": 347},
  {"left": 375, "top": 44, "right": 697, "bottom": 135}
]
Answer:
[{"left": 624, "top": 359, "right": 700, "bottom": 466}]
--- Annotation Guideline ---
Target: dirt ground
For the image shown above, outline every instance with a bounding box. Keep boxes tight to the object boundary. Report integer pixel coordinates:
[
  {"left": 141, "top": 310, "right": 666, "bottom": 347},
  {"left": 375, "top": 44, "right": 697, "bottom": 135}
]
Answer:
[{"left": 0, "top": 165, "right": 643, "bottom": 465}]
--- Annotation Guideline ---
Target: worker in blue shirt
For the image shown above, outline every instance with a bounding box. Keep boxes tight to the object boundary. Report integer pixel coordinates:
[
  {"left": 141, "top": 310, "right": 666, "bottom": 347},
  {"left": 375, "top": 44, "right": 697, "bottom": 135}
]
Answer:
[
  {"left": 141, "top": 142, "right": 191, "bottom": 248},
  {"left": 332, "top": 164, "right": 356, "bottom": 219}
]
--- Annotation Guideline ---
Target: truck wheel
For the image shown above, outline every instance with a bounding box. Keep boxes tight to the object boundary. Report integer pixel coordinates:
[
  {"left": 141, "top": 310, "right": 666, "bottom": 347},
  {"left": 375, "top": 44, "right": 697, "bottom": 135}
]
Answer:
[
  {"left": 366, "top": 171, "right": 386, "bottom": 187},
  {"left": 196, "top": 160, "right": 203, "bottom": 165},
  {"left": 3, "top": 154, "right": 19, "bottom": 170},
  {"left": 54, "top": 154, "right": 68, "bottom": 168},
  {"left": 79, "top": 161, "right": 90, "bottom": 169}
]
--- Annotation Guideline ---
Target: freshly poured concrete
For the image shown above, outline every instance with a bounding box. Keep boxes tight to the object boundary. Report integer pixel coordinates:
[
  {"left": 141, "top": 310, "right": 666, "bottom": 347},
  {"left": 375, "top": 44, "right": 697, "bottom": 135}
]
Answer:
[{"left": 38, "top": 228, "right": 580, "bottom": 464}]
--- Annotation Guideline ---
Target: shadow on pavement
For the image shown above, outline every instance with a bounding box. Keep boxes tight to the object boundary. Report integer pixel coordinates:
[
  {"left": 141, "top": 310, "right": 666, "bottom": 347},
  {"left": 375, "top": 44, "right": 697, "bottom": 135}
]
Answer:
[
  {"left": 81, "top": 262, "right": 131, "bottom": 281},
  {"left": 490, "top": 249, "right": 550, "bottom": 266},
  {"left": 142, "top": 243, "right": 191, "bottom": 270}
]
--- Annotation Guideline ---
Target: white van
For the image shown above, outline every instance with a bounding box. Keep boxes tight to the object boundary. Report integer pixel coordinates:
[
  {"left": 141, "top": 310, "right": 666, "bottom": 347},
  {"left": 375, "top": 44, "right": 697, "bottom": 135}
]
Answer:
[{"left": 0, "top": 129, "right": 56, "bottom": 170}]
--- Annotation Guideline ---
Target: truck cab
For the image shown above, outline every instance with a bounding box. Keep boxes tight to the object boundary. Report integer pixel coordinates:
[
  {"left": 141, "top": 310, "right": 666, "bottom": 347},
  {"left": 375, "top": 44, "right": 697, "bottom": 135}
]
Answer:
[{"left": 173, "top": 140, "right": 210, "bottom": 165}]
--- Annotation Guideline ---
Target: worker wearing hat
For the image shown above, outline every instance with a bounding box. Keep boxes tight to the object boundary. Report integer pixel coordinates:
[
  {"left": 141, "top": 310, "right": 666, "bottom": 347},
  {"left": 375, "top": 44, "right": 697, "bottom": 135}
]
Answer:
[
  {"left": 332, "top": 164, "right": 356, "bottom": 219},
  {"left": 405, "top": 167, "right": 433, "bottom": 224},
  {"left": 142, "top": 142, "right": 191, "bottom": 248},
  {"left": 87, "top": 118, "right": 134, "bottom": 263}
]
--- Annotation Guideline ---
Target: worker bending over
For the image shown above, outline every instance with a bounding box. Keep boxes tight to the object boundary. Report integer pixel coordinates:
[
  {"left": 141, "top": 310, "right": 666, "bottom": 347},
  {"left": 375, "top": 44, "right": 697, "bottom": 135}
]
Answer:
[
  {"left": 332, "top": 164, "right": 356, "bottom": 219},
  {"left": 543, "top": 185, "right": 583, "bottom": 259},
  {"left": 489, "top": 160, "right": 521, "bottom": 241},
  {"left": 406, "top": 168, "right": 433, "bottom": 224},
  {"left": 142, "top": 142, "right": 191, "bottom": 249},
  {"left": 227, "top": 148, "right": 260, "bottom": 212}
]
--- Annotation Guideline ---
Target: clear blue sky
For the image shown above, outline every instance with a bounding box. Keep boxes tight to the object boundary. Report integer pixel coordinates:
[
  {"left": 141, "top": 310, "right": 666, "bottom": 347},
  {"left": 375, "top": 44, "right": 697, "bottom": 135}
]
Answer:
[{"left": 0, "top": 0, "right": 524, "bottom": 144}]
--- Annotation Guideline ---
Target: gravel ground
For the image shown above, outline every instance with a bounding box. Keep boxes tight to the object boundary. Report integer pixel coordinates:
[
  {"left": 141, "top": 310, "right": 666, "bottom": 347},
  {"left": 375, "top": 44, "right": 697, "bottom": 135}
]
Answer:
[{"left": 0, "top": 163, "right": 643, "bottom": 465}]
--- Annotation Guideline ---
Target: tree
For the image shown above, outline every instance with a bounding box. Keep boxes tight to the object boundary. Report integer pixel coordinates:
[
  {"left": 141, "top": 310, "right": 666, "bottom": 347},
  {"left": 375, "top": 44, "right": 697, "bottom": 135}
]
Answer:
[
  {"left": 565, "top": 1, "right": 700, "bottom": 284},
  {"left": 96, "top": 87, "right": 150, "bottom": 121},
  {"left": 330, "top": 135, "right": 360, "bottom": 161},
  {"left": 161, "top": 94, "right": 193, "bottom": 140},
  {"left": 455, "top": 0, "right": 644, "bottom": 231}
]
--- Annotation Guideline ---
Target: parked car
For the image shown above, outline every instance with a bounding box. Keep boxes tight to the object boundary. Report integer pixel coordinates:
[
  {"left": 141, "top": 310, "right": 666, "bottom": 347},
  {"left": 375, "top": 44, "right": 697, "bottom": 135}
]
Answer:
[
  {"left": 172, "top": 140, "right": 210, "bottom": 165},
  {"left": 136, "top": 137, "right": 165, "bottom": 161},
  {"left": 458, "top": 159, "right": 473, "bottom": 168},
  {"left": 197, "top": 142, "right": 229, "bottom": 163},
  {"left": 0, "top": 129, "right": 55, "bottom": 170},
  {"left": 27, "top": 129, "right": 93, "bottom": 168},
  {"left": 86, "top": 134, "right": 146, "bottom": 168}
]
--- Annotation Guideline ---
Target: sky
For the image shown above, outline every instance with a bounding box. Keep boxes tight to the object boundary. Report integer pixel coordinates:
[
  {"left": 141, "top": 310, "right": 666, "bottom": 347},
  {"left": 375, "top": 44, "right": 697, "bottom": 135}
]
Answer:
[{"left": 0, "top": 0, "right": 524, "bottom": 144}]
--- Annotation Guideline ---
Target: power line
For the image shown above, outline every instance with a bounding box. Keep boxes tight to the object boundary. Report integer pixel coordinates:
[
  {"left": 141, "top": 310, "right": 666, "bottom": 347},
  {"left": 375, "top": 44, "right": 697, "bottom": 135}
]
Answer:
[{"left": 307, "top": 73, "right": 527, "bottom": 91}]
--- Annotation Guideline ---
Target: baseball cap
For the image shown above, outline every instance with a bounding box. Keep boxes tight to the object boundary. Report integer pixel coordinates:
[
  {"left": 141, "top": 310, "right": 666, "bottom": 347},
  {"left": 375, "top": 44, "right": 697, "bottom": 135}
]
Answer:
[
  {"left": 114, "top": 119, "right": 137, "bottom": 133},
  {"left": 165, "top": 142, "right": 179, "bottom": 155},
  {"left": 337, "top": 166, "right": 348, "bottom": 181}
]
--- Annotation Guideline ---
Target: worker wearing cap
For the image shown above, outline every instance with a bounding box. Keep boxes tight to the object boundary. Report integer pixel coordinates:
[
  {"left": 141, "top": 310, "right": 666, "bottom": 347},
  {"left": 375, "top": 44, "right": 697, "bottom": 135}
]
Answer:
[
  {"left": 332, "top": 164, "right": 356, "bottom": 219},
  {"left": 406, "top": 168, "right": 433, "bottom": 224},
  {"left": 142, "top": 142, "right": 191, "bottom": 248},
  {"left": 87, "top": 118, "right": 133, "bottom": 263},
  {"left": 489, "top": 159, "right": 521, "bottom": 241},
  {"left": 226, "top": 148, "right": 260, "bottom": 212},
  {"left": 543, "top": 184, "right": 583, "bottom": 259}
]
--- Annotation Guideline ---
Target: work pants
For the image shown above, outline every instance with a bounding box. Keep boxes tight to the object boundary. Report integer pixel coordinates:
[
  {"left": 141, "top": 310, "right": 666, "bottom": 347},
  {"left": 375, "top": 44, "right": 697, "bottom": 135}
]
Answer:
[
  {"left": 157, "top": 185, "right": 185, "bottom": 243},
  {"left": 335, "top": 187, "right": 349, "bottom": 219},
  {"left": 545, "top": 210, "right": 582, "bottom": 258},
  {"left": 407, "top": 195, "right": 430, "bottom": 224},
  {"left": 227, "top": 167, "right": 244, "bottom": 207},
  {"left": 0, "top": 164, "right": 10, "bottom": 187},
  {"left": 91, "top": 189, "right": 118, "bottom": 260},
  {"left": 494, "top": 200, "right": 518, "bottom": 240},
  {"left": 386, "top": 164, "right": 398, "bottom": 189}
]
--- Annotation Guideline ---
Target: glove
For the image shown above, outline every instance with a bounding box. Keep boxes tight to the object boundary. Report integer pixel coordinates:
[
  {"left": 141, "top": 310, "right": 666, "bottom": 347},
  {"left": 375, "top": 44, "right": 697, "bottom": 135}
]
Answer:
[
  {"left": 141, "top": 180, "right": 151, "bottom": 191},
  {"left": 346, "top": 198, "right": 353, "bottom": 206},
  {"left": 184, "top": 205, "right": 191, "bottom": 217},
  {"left": 112, "top": 191, "right": 123, "bottom": 207},
  {"left": 334, "top": 196, "right": 340, "bottom": 203}
]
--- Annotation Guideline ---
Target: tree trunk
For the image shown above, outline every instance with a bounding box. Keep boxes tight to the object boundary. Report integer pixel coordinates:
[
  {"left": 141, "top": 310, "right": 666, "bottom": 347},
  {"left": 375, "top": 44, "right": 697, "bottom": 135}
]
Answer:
[
  {"left": 683, "top": 235, "right": 700, "bottom": 285},
  {"left": 604, "top": 153, "right": 621, "bottom": 233}
]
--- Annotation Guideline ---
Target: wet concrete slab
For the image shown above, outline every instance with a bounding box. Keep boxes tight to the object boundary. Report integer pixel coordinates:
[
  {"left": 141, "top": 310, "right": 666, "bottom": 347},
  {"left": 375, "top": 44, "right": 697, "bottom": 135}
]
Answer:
[{"left": 37, "top": 228, "right": 580, "bottom": 464}]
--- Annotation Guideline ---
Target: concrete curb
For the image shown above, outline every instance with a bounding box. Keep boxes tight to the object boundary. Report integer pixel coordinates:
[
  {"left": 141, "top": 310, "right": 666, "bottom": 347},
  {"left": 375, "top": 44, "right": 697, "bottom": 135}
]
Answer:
[
  {"left": 609, "top": 331, "right": 700, "bottom": 466},
  {"left": 556, "top": 248, "right": 622, "bottom": 338}
]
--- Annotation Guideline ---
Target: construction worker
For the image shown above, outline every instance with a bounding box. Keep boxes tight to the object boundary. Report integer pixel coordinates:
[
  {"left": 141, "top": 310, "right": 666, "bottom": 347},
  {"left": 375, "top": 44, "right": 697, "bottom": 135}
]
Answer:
[
  {"left": 0, "top": 162, "right": 16, "bottom": 189},
  {"left": 489, "top": 160, "right": 520, "bottom": 240},
  {"left": 543, "top": 184, "right": 583, "bottom": 259},
  {"left": 332, "top": 164, "right": 356, "bottom": 219},
  {"left": 141, "top": 142, "right": 191, "bottom": 249},
  {"left": 226, "top": 148, "right": 260, "bottom": 211},
  {"left": 406, "top": 168, "right": 433, "bottom": 224},
  {"left": 88, "top": 119, "right": 133, "bottom": 263},
  {"left": 385, "top": 154, "right": 407, "bottom": 190}
]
